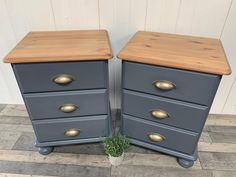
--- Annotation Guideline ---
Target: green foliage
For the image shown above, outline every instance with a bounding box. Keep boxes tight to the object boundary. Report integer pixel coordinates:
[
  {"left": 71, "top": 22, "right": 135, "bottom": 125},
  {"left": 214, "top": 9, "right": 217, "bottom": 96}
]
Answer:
[{"left": 103, "top": 133, "right": 130, "bottom": 157}]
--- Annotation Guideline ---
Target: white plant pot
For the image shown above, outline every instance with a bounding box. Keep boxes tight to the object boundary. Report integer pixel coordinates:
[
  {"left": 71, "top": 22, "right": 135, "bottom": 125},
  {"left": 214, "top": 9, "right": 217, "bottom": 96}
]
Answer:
[{"left": 108, "top": 153, "right": 124, "bottom": 166}]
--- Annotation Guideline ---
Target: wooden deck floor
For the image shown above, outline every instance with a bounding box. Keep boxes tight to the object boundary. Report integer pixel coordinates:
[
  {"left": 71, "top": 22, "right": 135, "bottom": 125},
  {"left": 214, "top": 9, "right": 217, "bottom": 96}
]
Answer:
[{"left": 0, "top": 104, "right": 236, "bottom": 177}]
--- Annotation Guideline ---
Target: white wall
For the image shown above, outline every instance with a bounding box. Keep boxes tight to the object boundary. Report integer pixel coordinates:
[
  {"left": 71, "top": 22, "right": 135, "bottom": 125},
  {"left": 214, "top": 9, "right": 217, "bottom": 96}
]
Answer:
[{"left": 0, "top": 0, "right": 236, "bottom": 114}]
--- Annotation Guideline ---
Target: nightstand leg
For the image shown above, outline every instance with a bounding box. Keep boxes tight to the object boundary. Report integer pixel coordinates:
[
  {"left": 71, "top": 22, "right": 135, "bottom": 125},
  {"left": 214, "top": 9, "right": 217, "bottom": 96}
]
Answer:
[
  {"left": 38, "top": 146, "right": 54, "bottom": 155},
  {"left": 177, "top": 158, "right": 194, "bottom": 168}
]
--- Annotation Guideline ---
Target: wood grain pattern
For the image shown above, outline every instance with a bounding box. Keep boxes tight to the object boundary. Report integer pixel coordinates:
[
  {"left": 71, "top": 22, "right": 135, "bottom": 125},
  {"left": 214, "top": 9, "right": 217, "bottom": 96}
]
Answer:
[
  {"left": 4, "top": 30, "right": 113, "bottom": 63},
  {"left": 118, "top": 31, "right": 231, "bottom": 75}
]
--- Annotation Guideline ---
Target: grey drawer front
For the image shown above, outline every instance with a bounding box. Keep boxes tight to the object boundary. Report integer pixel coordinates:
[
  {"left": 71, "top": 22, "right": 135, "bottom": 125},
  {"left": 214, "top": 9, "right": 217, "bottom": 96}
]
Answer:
[
  {"left": 123, "top": 90, "right": 208, "bottom": 132},
  {"left": 33, "top": 115, "right": 108, "bottom": 143},
  {"left": 24, "top": 89, "right": 108, "bottom": 120},
  {"left": 123, "top": 115, "right": 198, "bottom": 154},
  {"left": 13, "top": 61, "right": 107, "bottom": 93},
  {"left": 123, "top": 61, "right": 221, "bottom": 105}
]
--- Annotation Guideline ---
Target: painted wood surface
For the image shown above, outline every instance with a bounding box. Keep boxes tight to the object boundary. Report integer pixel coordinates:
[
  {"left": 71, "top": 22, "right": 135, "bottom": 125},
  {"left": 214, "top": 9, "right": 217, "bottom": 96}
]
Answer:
[{"left": 0, "top": 0, "right": 235, "bottom": 114}]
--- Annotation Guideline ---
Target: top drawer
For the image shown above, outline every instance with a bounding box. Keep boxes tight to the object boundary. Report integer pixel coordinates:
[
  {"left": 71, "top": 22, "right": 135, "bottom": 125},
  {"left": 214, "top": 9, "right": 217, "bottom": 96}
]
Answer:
[
  {"left": 13, "top": 61, "right": 107, "bottom": 93},
  {"left": 123, "top": 61, "right": 221, "bottom": 105}
]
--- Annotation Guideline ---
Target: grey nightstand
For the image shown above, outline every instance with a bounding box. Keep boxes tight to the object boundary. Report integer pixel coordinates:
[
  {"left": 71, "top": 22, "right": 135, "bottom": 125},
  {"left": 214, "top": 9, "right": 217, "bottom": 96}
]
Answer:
[
  {"left": 4, "top": 30, "right": 113, "bottom": 155},
  {"left": 118, "top": 31, "right": 231, "bottom": 168}
]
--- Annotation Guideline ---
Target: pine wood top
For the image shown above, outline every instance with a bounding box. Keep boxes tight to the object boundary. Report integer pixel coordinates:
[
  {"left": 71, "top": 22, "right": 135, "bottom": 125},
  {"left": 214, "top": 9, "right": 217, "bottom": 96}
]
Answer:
[
  {"left": 118, "top": 31, "right": 231, "bottom": 75},
  {"left": 4, "top": 30, "right": 113, "bottom": 63}
]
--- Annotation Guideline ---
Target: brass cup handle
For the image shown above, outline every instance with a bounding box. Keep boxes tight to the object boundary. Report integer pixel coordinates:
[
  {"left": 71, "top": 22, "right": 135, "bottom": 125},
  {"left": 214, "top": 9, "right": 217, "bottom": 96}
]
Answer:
[
  {"left": 52, "top": 74, "right": 74, "bottom": 85},
  {"left": 148, "top": 133, "right": 165, "bottom": 142},
  {"left": 153, "top": 80, "right": 176, "bottom": 91},
  {"left": 64, "top": 128, "right": 80, "bottom": 137},
  {"left": 150, "top": 109, "right": 170, "bottom": 119},
  {"left": 59, "top": 104, "right": 78, "bottom": 113}
]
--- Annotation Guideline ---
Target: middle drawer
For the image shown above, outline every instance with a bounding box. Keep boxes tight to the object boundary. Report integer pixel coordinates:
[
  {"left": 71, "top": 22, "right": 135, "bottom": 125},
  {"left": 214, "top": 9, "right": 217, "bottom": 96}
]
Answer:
[
  {"left": 123, "top": 90, "right": 208, "bottom": 132},
  {"left": 24, "top": 89, "right": 108, "bottom": 120}
]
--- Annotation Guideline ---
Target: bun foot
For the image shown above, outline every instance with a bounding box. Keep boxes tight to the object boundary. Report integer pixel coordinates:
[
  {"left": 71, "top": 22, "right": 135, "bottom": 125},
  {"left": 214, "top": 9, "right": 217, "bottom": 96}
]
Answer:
[
  {"left": 38, "top": 146, "right": 54, "bottom": 155},
  {"left": 177, "top": 158, "right": 194, "bottom": 168}
]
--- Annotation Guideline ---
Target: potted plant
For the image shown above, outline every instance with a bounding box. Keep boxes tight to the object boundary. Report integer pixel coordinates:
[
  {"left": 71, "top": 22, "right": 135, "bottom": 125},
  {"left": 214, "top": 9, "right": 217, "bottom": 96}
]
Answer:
[{"left": 103, "top": 133, "right": 130, "bottom": 166}]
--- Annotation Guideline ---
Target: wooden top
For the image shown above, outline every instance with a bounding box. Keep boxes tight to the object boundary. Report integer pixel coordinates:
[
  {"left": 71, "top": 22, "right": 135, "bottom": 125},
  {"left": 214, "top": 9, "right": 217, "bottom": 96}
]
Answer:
[
  {"left": 4, "top": 30, "right": 113, "bottom": 63},
  {"left": 118, "top": 31, "right": 231, "bottom": 75}
]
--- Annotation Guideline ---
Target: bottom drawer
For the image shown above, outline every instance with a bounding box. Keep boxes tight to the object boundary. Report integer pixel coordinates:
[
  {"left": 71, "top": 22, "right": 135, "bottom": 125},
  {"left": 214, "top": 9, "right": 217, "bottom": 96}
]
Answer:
[
  {"left": 123, "top": 115, "right": 198, "bottom": 154},
  {"left": 33, "top": 115, "right": 108, "bottom": 143}
]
